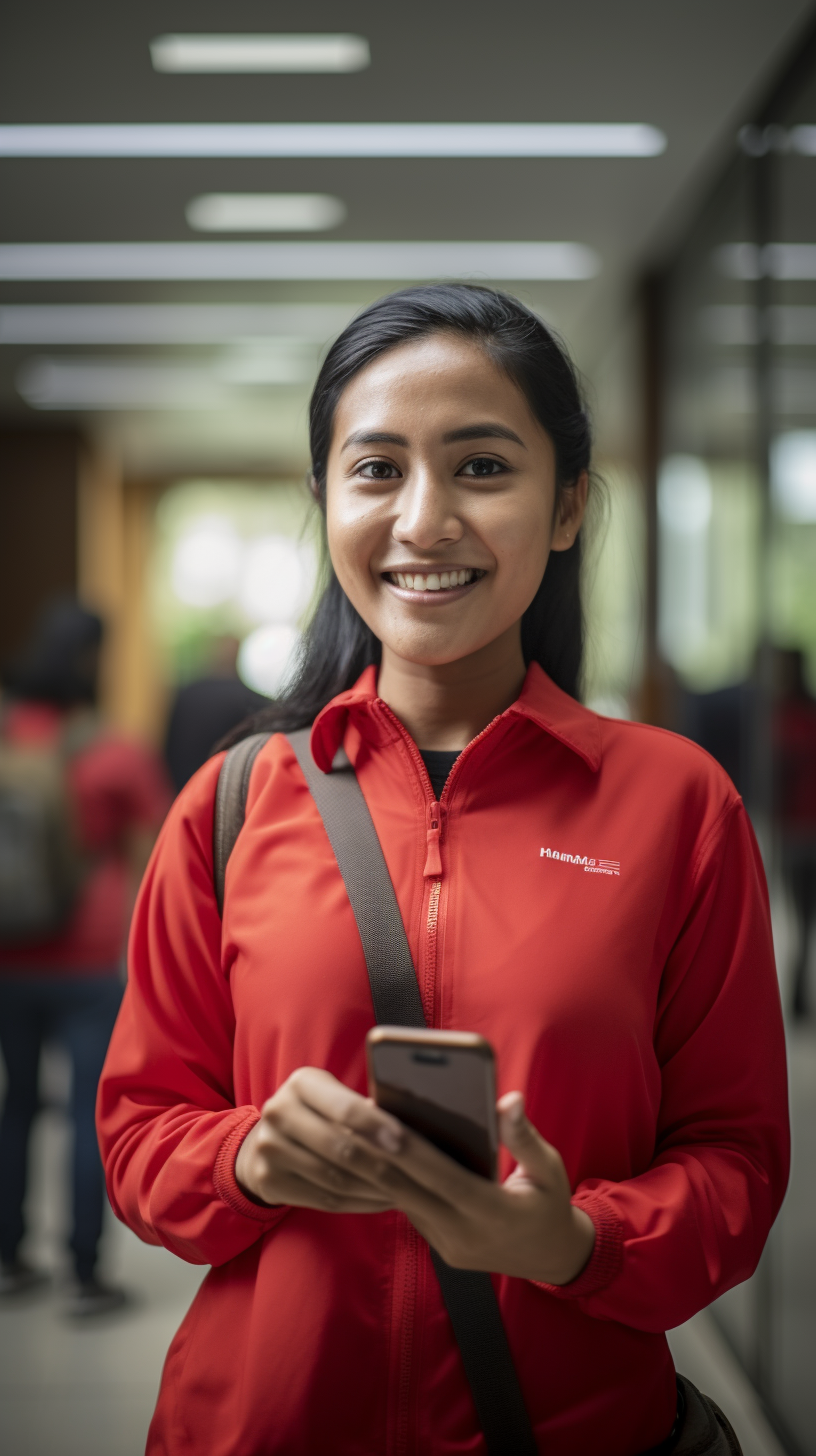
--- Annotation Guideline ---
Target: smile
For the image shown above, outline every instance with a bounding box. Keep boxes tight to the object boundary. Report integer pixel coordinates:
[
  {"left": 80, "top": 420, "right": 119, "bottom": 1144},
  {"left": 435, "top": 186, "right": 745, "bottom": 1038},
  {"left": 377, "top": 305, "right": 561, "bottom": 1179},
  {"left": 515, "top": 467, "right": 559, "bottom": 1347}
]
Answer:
[{"left": 383, "top": 568, "right": 486, "bottom": 592}]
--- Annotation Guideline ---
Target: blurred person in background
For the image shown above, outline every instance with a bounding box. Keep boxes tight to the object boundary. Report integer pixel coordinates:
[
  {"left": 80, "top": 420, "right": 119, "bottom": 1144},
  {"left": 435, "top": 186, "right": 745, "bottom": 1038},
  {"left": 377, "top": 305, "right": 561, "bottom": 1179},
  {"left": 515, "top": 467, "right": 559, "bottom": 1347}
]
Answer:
[
  {"left": 774, "top": 648, "right": 816, "bottom": 1020},
  {"left": 0, "top": 599, "right": 170, "bottom": 1314},
  {"left": 164, "top": 633, "right": 266, "bottom": 796}
]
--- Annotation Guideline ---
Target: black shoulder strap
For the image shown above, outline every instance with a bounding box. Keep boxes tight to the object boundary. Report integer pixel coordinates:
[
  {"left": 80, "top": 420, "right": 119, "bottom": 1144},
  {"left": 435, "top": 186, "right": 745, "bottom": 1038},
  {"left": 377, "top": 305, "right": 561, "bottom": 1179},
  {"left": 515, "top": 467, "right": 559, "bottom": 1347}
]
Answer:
[{"left": 213, "top": 728, "right": 537, "bottom": 1456}]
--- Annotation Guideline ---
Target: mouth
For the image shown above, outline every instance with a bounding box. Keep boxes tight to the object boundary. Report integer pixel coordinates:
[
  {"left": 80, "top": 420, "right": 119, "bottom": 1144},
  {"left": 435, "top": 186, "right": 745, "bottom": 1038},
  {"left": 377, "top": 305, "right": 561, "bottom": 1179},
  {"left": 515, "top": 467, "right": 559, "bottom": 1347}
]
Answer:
[{"left": 382, "top": 567, "right": 486, "bottom": 593}]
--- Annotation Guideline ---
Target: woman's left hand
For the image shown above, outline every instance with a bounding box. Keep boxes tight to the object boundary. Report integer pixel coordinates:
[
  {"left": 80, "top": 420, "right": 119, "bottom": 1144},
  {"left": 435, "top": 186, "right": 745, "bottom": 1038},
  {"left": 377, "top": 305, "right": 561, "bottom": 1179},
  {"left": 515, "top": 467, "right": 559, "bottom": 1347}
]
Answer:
[{"left": 345, "top": 1089, "right": 596, "bottom": 1285}]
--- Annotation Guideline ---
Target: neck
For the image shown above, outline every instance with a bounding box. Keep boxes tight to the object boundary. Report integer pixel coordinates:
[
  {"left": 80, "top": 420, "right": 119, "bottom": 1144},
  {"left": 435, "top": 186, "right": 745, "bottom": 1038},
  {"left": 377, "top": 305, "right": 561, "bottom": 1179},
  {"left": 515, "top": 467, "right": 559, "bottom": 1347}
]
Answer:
[{"left": 377, "top": 626, "right": 526, "bottom": 751}]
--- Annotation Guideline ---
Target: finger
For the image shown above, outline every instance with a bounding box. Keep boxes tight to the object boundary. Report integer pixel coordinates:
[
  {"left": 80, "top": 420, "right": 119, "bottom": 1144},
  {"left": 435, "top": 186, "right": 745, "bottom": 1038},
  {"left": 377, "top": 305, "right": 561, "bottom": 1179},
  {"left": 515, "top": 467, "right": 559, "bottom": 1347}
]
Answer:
[
  {"left": 290, "top": 1067, "right": 406, "bottom": 1153},
  {"left": 258, "top": 1121, "right": 392, "bottom": 1203},
  {"left": 270, "top": 1094, "right": 398, "bottom": 1190},
  {"left": 261, "top": 1166, "right": 394, "bottom": 1215},
  {"left": 498, "top": 1092, "right": 561, "bottom": 1186}
]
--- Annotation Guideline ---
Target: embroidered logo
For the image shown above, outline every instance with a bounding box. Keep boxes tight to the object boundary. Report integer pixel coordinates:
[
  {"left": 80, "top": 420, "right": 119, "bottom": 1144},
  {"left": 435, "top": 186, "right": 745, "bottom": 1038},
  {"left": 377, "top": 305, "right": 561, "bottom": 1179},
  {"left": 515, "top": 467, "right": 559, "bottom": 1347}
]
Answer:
[{"left": 540, "top": 847, "right": 620, "bottom": 876}]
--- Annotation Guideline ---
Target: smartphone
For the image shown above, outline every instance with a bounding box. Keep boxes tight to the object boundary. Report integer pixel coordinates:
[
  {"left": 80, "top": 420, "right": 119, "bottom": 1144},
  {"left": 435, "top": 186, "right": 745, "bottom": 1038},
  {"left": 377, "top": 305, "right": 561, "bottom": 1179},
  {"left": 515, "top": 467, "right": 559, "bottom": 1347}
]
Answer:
[{"left": 366, "top": 1027, "right": 498, "bottom": 1180}]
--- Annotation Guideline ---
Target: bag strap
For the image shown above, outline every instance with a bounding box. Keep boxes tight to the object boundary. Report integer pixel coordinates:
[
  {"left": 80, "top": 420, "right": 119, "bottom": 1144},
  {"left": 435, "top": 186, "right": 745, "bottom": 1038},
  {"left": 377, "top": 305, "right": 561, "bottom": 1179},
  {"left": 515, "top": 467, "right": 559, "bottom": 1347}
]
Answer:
[
  {"left": 213, "top": 728, "right": 537, "bottom": 1456},
  {"left": 285, "top": 728, "right": 537, "bottom": 1456},
  {"left": 213, "top": 732, "right": 270, "bottom": 916}
]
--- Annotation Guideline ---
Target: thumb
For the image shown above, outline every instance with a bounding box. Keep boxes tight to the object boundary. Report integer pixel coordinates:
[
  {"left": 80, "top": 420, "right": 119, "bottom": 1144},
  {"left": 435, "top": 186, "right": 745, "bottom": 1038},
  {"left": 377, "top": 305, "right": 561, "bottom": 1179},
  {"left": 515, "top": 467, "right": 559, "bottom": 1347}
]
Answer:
[{"left": 497, "top": 1092, "right": 555, "bottom": 1185}]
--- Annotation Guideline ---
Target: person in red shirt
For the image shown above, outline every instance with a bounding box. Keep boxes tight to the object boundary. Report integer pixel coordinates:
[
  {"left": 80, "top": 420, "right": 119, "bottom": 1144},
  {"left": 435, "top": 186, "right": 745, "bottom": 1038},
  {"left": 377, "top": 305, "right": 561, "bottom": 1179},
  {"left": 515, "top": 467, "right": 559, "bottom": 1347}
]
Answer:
[
  {"left": 98, "top": 287, "right": 788, "bottom": 1453},
  {"left": 0, "top": 601, "right": 171, "bottom": 1312}
]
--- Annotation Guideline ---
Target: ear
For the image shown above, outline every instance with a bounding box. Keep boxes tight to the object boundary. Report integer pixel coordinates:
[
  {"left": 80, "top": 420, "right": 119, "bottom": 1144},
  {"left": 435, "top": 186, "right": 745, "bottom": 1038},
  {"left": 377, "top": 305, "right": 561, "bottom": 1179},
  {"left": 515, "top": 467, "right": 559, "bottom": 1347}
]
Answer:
[
  {"left": 550, "top": 471, "right": 589, "bottom": 553},
  {"left": 309, "top": 474, "right": 322, "bottom": 504}
]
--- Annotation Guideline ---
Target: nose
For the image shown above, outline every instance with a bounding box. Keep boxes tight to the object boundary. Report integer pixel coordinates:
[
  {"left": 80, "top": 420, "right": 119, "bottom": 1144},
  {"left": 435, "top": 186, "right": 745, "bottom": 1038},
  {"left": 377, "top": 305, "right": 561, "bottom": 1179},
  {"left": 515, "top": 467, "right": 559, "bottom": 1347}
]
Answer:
[{"left": 392, "top": 465, "right": 464, "bottom": 551}]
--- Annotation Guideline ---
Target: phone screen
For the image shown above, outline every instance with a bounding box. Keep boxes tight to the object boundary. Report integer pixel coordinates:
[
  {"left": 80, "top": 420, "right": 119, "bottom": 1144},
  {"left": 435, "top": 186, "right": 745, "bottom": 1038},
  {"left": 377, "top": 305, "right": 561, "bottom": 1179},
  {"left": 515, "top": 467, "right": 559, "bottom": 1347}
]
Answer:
[{"left": 366, "top": 1029, "right": 498, "bottom": 1179}]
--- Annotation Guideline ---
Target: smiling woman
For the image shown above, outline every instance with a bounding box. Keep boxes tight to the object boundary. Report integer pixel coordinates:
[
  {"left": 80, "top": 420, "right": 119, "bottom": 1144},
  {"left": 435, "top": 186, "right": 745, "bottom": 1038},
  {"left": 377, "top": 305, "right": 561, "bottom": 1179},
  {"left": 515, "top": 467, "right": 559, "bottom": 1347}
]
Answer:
[
  {"left": 97, "top": 285, "right": 786, "bottom": 1456},
  {"left": 225, "top": 285, "right": 593, "bottom": 747}
]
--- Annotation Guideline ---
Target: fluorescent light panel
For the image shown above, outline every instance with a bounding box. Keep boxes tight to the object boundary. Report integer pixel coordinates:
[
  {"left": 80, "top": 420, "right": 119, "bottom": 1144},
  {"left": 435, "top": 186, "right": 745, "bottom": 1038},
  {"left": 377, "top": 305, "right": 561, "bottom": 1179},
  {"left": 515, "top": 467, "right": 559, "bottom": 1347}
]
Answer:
[
  {"left": 701, "top": 304, "right": 816, "bottom": 347},
  {"left": 0, "top": 303, "right": 357, "bottom": 345},
  {"left": 17, "top": 353, "right": 310, "bottom": 411},
  {"left": 0, "top": 123, "right": 666, "bottom": 158},
  {"left": 150, "top": 34, "right": 370, "bottom": 73},
  {"left": 186, "top": 193, "right": 346, "bottom": 232},
  {"left": 717, "top": 243, "right": 816, "bottom": 281},
  {"left": 0, "top": 241, "right": 600, "bottom": 281}
]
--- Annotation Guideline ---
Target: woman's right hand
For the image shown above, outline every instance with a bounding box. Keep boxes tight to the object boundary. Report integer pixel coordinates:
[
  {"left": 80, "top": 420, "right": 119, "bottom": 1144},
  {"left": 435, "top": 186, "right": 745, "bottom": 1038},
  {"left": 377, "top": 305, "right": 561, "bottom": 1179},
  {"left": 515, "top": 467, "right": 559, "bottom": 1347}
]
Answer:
[{"left": 234, "top": 1066, "right": 404, "bottom": 1213}]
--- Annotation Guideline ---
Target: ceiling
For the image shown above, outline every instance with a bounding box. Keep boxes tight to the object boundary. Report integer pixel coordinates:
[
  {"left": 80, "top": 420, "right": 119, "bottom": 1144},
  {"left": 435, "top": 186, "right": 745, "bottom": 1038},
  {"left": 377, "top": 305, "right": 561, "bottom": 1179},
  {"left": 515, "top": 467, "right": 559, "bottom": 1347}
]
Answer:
[{"left": 1, "top": 0, "right": 813, "bottom": 475}]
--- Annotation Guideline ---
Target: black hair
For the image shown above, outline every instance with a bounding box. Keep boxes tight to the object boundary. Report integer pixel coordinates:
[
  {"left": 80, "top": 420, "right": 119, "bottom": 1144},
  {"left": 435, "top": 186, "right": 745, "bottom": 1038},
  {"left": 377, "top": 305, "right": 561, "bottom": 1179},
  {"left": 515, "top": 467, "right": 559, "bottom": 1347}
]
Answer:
[
  {"left": 224, "top": 283, "right": 593, "bottom": 744},
  {"left": 1, "top": 598, "right": 103, "bottom": 707}
]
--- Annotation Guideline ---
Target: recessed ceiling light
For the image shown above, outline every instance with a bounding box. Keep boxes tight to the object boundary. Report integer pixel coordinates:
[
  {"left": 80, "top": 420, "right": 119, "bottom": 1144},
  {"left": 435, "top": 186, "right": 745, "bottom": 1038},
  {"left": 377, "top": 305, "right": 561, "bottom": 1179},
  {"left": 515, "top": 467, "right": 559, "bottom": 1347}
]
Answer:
[
  {"left": 16, "top": 354, "right": 310, "bottom": 411},
  {"left": 150, "top": 34, "right": 370, "bottom": 74},
  {"left": 0, "top": 303, "right": 357, "bottom": 345},
  {"left": 0, "top": 123, "right": 666, "bottom": 159},
  {"left": 716, "top": 243, "right": 816, "bottom": 280},
  {"left": 186, "top": 193, "right": 346, "bottom": 233},
  {"left": 700, "top": 304, "right": 816, "bottom": 347},
  {"left": 0, "top": 241, "right": 600, "bottom": 282}
]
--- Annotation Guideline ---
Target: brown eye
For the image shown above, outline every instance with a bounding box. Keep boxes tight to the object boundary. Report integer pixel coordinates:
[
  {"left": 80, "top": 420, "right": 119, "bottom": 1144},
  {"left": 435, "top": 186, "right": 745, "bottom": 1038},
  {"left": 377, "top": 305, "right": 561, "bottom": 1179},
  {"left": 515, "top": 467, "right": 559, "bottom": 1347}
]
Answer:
[
  {"left": 461, "top": 457, "right": 505, "bottom": 477},
  {"left": 360, "top": 460, "right": 399, "bottom": 480}
]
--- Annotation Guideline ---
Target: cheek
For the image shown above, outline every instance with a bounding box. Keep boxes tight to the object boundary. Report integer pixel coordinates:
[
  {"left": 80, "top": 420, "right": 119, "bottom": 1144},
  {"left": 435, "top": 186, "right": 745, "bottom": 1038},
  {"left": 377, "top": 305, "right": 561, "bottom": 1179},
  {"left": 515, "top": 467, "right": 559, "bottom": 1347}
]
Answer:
[
  {"left": 326, "top": 494, "right": 381, "bottom": 598},
  {"left": 488, "top": 501, "right": 552, "bottom": 590}
]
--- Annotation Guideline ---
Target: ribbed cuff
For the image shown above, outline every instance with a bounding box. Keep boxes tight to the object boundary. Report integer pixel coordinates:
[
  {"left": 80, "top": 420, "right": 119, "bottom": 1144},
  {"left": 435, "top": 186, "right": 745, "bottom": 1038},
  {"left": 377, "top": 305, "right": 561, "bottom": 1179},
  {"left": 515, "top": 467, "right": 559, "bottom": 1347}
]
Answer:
[
  {"left": 213, "top": 1107, "right": 290, "bottom": 1226},
  {"left": 534, "top": 1189, "right": 624, "bottom": 1299}
]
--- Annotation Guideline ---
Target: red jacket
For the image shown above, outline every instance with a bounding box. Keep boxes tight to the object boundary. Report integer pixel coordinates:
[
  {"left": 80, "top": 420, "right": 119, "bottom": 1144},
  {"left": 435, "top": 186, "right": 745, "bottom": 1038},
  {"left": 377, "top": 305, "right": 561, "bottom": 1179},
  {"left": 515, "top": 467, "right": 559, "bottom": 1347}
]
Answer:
[{"left": 97, "top": 665, "right": 789, "bottom": 1456}]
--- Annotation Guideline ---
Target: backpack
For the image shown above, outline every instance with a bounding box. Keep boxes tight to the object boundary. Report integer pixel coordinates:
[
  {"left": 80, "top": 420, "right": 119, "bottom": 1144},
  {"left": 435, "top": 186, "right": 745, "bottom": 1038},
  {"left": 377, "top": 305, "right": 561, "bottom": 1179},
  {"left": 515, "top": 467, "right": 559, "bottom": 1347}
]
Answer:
[{"left": 0, "top": 723, "right": 88, "bottom": 942}]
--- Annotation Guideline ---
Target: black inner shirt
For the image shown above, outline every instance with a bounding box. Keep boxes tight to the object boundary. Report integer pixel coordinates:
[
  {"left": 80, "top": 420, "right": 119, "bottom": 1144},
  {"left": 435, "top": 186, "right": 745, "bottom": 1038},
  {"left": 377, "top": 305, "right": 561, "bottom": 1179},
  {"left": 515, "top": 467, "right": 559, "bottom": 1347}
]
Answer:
[{"left": 419, "top": 749, "right": 461, "bottom": 801}]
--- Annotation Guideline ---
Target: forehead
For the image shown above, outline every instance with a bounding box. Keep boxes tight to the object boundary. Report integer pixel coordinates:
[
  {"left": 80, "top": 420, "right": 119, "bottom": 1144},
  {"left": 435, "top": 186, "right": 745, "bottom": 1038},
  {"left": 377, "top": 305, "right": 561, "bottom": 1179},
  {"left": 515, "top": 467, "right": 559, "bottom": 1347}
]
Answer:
[{"left": 331, "top": 333, "right": 543, "bottom": 441}]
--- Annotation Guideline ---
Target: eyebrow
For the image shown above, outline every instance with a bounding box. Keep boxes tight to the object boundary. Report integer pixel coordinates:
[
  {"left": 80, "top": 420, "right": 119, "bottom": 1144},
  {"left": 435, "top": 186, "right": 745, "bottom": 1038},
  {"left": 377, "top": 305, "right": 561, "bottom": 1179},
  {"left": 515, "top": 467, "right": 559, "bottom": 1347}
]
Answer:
[
  {"left": 340, "top": 423, "right": 526, "bottom": 451},
  {"left": 442, "top": 423, "right": 526, "bottom": 448},
  {"left": 341, "top": 429, "right": 409, "bottom": 450}
]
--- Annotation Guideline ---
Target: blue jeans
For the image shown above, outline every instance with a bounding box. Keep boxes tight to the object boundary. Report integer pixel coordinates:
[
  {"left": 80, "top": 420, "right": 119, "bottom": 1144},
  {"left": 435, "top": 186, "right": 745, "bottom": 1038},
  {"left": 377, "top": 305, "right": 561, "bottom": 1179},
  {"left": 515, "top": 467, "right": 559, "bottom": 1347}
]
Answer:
[{"left": 0, "top": 975, "right": 123, "bottom": 1281}]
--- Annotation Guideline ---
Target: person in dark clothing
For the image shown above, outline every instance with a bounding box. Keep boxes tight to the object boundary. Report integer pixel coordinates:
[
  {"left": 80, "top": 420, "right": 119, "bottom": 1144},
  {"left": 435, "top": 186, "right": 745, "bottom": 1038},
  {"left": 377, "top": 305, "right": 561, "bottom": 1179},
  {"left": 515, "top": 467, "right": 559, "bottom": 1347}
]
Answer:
[
  {"left": 0, "top": 600, "right": 170, "bottom": 1313},
  {"left": 164, "top": 636, "right": 267, "bottom": 795}
]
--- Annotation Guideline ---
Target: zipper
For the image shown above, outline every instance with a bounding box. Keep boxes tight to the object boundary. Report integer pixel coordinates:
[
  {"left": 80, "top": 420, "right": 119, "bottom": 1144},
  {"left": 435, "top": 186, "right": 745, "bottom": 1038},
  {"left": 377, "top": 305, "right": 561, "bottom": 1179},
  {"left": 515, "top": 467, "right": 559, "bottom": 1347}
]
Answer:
[{"left": 374, "top": 699, "right": 509, "bottom": 1454}]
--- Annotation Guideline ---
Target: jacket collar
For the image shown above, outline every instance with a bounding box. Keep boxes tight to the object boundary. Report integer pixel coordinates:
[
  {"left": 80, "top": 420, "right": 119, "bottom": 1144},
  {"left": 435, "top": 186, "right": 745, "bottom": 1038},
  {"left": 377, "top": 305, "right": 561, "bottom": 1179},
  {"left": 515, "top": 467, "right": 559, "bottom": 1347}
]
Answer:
[{"left": 311, "top": 661, "right": 602, "bottom": 774}]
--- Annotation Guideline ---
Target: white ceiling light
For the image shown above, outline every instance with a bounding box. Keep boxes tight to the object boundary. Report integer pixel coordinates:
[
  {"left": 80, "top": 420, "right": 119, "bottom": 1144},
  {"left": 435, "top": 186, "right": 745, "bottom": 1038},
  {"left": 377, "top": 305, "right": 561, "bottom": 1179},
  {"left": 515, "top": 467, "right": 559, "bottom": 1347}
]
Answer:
[
  {"left": 172, "top": 517, "right": 243, "bottom": 606},
  {"left": 0, "top": 241, "right": 600, "bottom": 281},
  {"left": 238, "top": 624, "right": 300, "bottom": 697},
  {"left": 17, "top": 357, "right": 234, "bottom": 410},
  {"left": 658, "top": 455, "right": 712, "bottom": 534},
  {"left": 238, "top": 535, "right": 309, "bottom": 623},
  {"left": 771, "top": 433, "right": 816, "bottom": 522},
  {"left": 716, "top": 243, "right": 816, "bottom": 281},
  {"left": 150, "top": 33, "right": 370, "bottom": 74},
  {"left": 0, "top": 303, "right": 356, "bottom": 345},
  {"left": 186, "top": 193, "right": 346, "bottom": 233},
  {"left": 700, "top": 305, "right": 816, "bottom": 347},
  {"left": 0, "top": 123, "right": 666, "bottom": 158}
]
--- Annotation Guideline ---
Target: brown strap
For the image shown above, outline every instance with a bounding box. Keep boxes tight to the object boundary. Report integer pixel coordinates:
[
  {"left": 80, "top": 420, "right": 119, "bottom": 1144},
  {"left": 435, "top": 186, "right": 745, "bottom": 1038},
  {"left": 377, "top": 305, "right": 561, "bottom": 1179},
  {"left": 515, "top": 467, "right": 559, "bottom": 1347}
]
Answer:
[
  {"left": 212, "top": 733, "right": 270, "bottom": 916},
  {"left": 213, "top": 728, "right": 537, "bottom": 1456}
]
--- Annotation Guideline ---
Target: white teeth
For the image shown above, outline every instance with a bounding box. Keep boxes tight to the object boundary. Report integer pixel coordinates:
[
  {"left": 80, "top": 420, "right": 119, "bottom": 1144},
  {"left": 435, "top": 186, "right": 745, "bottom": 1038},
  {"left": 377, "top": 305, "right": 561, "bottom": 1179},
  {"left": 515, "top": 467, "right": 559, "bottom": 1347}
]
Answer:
[{"left": 388, "top": 568, "right": 479, "bottom": 590}]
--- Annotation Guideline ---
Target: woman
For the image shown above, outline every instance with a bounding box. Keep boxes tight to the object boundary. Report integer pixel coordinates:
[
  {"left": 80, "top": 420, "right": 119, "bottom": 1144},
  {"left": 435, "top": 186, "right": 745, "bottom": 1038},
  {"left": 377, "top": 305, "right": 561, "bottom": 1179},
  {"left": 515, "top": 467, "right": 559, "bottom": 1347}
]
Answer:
[{"left": 98, "top": 286, "right": 789, "bottom": 1454}]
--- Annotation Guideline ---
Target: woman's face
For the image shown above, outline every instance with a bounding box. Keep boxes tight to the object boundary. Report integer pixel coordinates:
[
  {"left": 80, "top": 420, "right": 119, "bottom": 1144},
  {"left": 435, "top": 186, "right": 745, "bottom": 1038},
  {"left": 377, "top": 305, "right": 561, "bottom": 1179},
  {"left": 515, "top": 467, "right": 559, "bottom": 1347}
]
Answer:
[{"left": 325, "top": 332, "right": 586, "bottom": 670}]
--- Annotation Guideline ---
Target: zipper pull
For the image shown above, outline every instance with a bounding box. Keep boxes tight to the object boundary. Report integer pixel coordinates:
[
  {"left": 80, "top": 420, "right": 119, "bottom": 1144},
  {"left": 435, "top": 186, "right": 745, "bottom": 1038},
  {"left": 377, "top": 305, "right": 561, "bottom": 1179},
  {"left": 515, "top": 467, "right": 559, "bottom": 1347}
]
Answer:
[{"left": 423, "top": 800, "right": 443, "bottom": 878}]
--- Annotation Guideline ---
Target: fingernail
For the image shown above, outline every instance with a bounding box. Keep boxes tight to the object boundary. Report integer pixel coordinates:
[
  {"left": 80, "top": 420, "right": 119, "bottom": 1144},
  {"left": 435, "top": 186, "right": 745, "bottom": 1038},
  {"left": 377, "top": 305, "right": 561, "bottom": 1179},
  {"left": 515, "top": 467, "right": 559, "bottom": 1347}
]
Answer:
[
  {"left": 377, "top": 1125, "right": 403, "bottom": 1153},
  {"left": 510, "top": 1098, "right": 525, "bottom": 1125}
]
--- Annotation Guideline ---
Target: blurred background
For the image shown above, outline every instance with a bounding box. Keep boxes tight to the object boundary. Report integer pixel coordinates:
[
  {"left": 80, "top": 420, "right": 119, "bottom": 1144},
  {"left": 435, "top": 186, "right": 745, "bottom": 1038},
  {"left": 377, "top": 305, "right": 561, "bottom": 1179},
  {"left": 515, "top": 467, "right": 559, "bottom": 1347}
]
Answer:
[{"left": 1, "top": 3, "right": 815, "bottom": 1453}]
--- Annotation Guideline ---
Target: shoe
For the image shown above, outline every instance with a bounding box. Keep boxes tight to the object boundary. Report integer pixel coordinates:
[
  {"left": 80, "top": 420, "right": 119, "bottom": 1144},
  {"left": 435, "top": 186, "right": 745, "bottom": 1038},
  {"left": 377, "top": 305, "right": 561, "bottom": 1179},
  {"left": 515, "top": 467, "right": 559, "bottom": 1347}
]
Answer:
[
  {"left": 0, "top": 1259, "right": 50, "bottom": 1297},
  {"left": 64, "top": 1276, "right": 128, "bottom": 1318}
]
